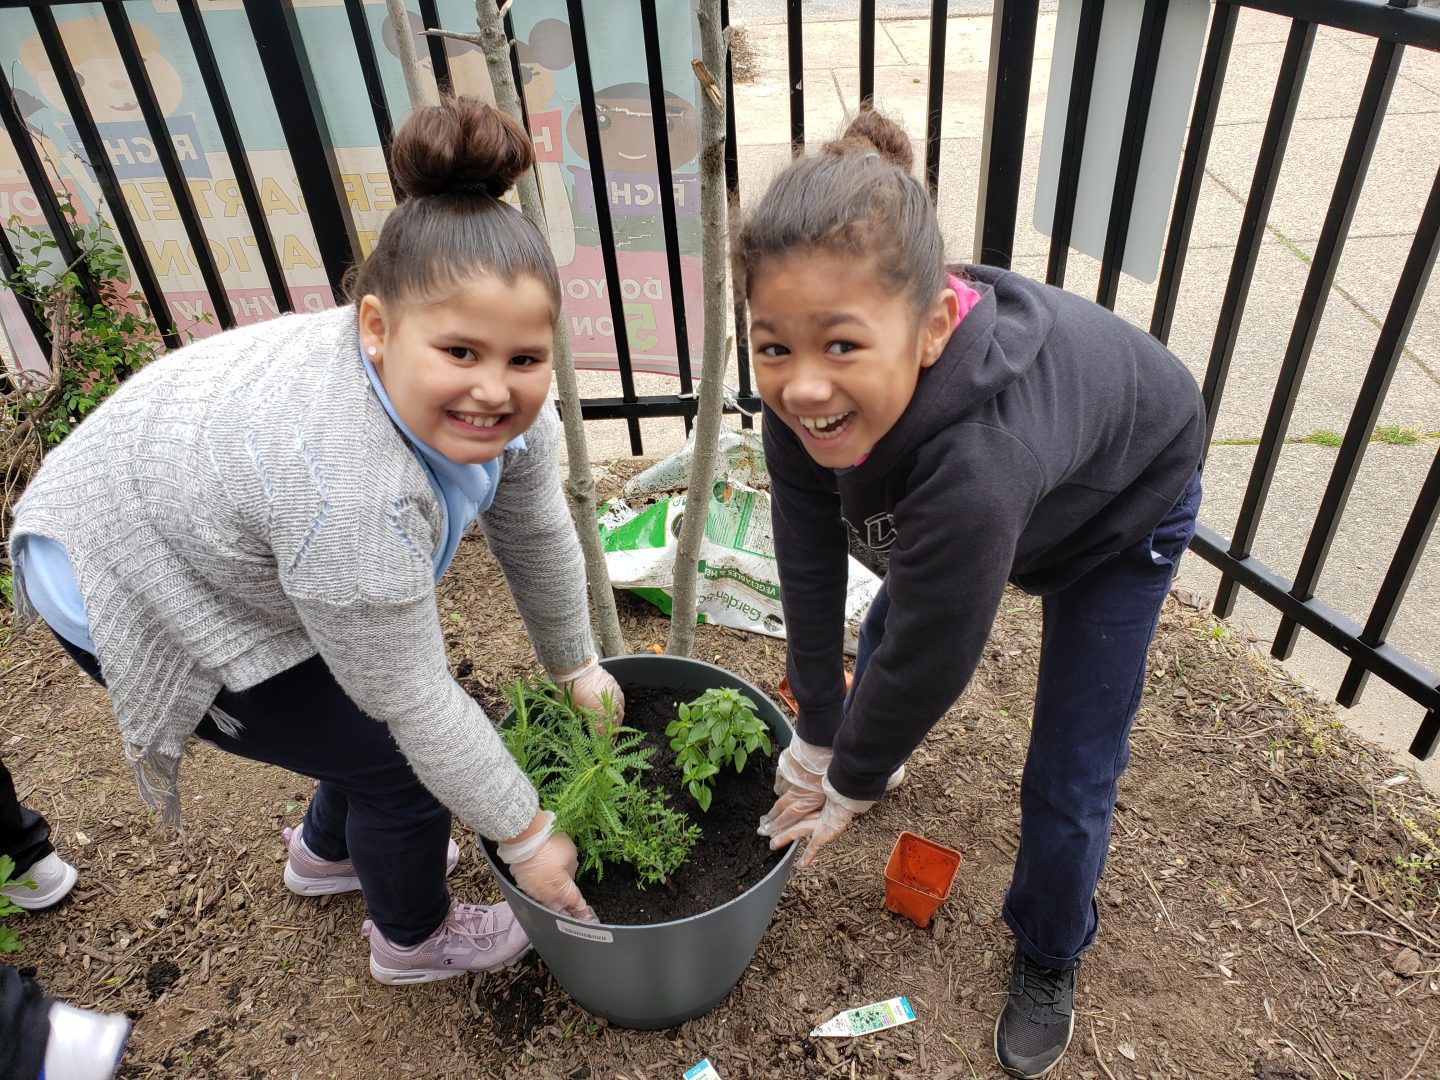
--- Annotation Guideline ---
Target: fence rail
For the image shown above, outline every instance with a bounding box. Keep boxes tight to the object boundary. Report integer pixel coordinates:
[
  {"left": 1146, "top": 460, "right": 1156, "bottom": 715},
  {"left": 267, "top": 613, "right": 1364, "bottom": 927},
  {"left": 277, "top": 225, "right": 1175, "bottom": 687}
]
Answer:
[{"left": 2, "top": 0, "right": 1438, "bottom": 757}]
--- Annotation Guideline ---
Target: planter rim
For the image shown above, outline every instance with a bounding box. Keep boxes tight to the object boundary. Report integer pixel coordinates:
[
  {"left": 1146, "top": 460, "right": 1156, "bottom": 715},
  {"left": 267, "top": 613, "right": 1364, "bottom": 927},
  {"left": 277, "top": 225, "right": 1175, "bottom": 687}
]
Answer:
[{"left": 489, "top": 651, "right": 798, "bottom": 930}]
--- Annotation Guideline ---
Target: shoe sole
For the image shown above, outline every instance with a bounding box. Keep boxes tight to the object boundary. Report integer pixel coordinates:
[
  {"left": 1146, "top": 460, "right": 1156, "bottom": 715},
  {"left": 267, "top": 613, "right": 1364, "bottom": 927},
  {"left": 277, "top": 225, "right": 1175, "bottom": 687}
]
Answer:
[
  {"left": 368, "top": 946, "right": 532, "bottom": 986},
  {"left": 992, "top": 1009, "right": 1074, "bottom": 1079},
  {"left": 283, "top": 841, "right": 460, "bottom": 897},
  {"left": 1, "top": 860, "right": 78, "bottom": 911},
  {"left": 284, "top": 865, "right": 361, "bottom": 896}
]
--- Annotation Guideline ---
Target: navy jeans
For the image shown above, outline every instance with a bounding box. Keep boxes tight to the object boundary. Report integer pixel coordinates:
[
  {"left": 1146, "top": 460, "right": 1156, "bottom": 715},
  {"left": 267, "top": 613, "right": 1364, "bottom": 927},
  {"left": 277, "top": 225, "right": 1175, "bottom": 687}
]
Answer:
[
  {"left": 0, "top": 964, "right": 51, "bottom": 1080},
  {"left": 848, "top": 469, "right": 1202, "bottom": 968},
  {"left": 55, "top": 644, "right": 452, "bottom": 948}
]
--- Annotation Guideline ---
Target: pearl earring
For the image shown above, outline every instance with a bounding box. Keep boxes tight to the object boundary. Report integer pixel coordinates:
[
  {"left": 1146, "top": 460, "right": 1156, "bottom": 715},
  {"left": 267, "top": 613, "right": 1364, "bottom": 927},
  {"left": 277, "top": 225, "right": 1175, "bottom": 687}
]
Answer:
[{"left": 367, "top": 345, "right": 378, "bottom": 357}]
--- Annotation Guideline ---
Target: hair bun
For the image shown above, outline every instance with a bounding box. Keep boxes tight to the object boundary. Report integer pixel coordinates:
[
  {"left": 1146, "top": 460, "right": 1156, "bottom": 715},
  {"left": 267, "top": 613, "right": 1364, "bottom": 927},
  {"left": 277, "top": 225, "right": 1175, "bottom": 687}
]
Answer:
[
  {"left": 390, "top": 96, "right": 534, "bottom": 200},
  {"left": 826, "top": 107, "right": 915, "bottom": 173}
]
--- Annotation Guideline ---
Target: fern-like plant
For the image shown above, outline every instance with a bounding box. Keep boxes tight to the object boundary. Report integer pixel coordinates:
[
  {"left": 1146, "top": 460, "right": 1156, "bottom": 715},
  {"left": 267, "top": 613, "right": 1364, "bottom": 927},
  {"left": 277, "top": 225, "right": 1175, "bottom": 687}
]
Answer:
[{"left": 501, "top": 678, "right": 699, "bottom": 886}]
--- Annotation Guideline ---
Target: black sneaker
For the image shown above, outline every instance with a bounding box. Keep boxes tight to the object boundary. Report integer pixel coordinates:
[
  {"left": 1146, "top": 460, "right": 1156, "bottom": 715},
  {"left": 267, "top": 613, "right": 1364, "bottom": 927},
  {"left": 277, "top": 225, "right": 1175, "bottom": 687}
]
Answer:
[{"left": 993, "top": 946, "right": 1077, "bottom": 1078}]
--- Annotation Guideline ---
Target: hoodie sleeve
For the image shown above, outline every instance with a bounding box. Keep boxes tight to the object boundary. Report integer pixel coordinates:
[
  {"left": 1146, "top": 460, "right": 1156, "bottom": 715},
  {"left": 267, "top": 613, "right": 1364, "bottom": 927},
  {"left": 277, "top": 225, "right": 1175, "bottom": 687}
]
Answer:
[
  {"left": 827, "top": 426, "right": 1042, "bottom": 800},
  {"left": 763, "top": 409, "right": 851, "bottom": 745}
]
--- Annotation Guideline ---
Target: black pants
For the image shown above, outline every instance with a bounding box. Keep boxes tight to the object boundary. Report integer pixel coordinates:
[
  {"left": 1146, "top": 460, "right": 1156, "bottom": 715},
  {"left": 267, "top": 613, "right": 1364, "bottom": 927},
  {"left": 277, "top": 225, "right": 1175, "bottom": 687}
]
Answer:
[
  {"left": 1, "top": 758, "right": 53, "bottom": 881},
  {"left": 1, "top": 755, "right": 54, "bottom": 1080},
  {"left": 55, "top": 640, "right": 453, "bottom": 948},
  {"left": 0, "top": 965, "right": 51, "bottom": 1080}
]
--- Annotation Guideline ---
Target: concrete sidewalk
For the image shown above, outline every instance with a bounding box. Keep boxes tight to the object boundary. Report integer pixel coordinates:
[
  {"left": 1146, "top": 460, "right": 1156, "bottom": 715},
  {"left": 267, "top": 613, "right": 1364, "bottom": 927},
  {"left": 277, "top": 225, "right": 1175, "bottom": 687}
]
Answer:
[{"left": 576, "top": 4, "right": 1440, "bottom": 790}]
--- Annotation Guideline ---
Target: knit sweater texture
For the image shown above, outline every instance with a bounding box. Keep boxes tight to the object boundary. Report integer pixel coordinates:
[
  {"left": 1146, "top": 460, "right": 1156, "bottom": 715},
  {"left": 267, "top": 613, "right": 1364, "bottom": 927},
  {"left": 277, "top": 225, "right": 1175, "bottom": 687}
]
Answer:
[{"left": 10, "top": 306, "right": 595, "bottom": 841}]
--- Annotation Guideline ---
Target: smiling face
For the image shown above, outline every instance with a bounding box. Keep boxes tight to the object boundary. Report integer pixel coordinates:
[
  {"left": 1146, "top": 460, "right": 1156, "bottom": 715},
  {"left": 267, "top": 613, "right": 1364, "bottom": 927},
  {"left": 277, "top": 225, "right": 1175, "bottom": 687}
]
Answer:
[
  {"left": 22, "top": 17, "right": 183, "bottom": 120},
  {"left": 357, "top": 275, "right": 556, "bottom": 465},
  {"left": 749, "top": 251, "right": 957, "bottom": 469},
  {"left": 566, "top": 84, "right": 699, "bottom": 172}
]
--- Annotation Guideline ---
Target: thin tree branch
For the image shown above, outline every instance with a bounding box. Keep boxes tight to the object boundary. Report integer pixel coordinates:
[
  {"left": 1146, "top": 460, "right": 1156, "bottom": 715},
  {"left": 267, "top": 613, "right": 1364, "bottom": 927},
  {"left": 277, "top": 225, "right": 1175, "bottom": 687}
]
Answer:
[
  {"left": 666, "top": 0, "right": 728, "bottom": 656},
  {"left": 470, "top": 0, "right": 625, "bottom": 658},
  {"left": 385, "top": 0, "right": 435, "bottom": 109}
]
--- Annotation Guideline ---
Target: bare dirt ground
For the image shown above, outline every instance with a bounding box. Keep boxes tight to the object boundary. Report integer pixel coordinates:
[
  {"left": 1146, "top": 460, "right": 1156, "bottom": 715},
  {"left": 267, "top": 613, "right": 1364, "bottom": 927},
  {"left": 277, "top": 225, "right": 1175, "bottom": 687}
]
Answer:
[{"left": 3, "top": 461, "right": 1440, "bottom": 1079}]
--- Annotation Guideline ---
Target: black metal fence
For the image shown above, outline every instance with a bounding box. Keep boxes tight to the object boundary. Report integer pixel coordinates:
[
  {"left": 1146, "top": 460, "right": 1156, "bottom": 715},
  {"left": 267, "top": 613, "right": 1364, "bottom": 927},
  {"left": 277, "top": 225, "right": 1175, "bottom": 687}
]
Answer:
[{"left": 2, "top": 0, "right": 1438, "bottom": 758}]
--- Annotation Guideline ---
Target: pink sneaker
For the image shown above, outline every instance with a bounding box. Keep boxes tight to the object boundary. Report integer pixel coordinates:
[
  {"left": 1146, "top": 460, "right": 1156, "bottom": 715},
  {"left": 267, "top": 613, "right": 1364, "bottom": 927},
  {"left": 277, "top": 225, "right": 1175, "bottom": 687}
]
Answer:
[
  {"left": 282, "top": 825, "right": 460, "bottom": 897},
  {"left": 362, "top": 900, "right": 531, "bottom": 984}
]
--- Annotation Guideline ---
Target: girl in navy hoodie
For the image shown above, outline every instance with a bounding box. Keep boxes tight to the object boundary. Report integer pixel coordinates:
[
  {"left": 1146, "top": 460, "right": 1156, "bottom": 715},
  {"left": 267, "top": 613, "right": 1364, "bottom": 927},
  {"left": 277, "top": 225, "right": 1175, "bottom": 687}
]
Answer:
[{"left": 741, "top": 110, "right": 1204, "bottom": 1079}]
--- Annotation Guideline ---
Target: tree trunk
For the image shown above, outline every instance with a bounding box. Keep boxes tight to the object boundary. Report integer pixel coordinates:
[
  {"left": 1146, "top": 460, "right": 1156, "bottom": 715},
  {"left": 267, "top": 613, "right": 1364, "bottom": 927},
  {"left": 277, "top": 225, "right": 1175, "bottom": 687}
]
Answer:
[
  {"left": 385, "top": 0, "right": 434, "bottom": 109},
  {"left": 470, "top": 0, "right": 626, "bottom": 658},
  {"left": 666, "top": 0, "right": 728, "bottom": 658}
]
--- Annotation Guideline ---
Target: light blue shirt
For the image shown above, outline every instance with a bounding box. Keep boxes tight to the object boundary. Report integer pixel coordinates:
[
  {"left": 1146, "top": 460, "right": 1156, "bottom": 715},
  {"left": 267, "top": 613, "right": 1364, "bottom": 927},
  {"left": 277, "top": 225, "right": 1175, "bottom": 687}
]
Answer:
[
  {"left": 10, "top": 351, "right": 525, "bottom": 654},
  {"left": 11, "top": 532, "right": 94, "bottom": 652},
  {"left": 361, "top": 351, "right": 524, "bottom": 581}
]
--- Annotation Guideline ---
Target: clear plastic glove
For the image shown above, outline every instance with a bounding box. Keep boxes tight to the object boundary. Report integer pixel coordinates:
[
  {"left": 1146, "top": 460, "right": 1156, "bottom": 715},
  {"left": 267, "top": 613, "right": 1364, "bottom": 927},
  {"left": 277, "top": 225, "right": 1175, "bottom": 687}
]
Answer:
[
  {"left": 555, "top": 661, "right": 626, "bottom": 730},
  {"left": 497, "top": 811, "right": 597, "bottom": 922},
  {"left": 765, "top": 776, "right": 876, "bottom": 867},
  {"left": 758, "top": 736, "right": 832, "bottom": 835}
]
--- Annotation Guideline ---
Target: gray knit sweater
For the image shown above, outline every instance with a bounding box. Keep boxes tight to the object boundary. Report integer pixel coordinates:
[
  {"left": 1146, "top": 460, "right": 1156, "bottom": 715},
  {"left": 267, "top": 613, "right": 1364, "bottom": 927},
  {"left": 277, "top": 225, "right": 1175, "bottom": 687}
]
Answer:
[{"left": 11, "top": 306, "right": 595, "bottom": 841}]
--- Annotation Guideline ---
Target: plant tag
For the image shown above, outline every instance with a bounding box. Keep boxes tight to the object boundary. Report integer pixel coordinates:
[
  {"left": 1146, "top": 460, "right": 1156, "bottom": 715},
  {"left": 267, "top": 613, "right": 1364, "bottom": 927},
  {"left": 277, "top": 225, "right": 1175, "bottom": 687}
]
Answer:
[
  {"left": 555, "top": 920, "right": 613, "bottom": 943},
  {"left": 683, "top": 1058, "right": 722, "bottom": 1079},
  {"left": 810, "top": 996, "right": 916, "bottom": 1038}
]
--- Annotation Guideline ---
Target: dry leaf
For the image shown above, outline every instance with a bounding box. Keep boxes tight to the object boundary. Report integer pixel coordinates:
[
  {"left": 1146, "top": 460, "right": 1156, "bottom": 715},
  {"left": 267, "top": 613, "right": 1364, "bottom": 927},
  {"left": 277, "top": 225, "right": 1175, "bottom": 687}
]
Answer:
[{"left": 1117, "top": 1042, "right": 1137, "bottom": 1061}]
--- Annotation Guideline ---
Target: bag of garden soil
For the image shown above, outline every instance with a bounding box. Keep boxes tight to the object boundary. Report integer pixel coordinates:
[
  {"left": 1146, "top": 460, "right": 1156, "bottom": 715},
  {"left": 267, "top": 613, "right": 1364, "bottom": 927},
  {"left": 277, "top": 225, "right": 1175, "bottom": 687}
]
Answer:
[{"left": 598, "top": 475, "right": 880, "bottom": 654}]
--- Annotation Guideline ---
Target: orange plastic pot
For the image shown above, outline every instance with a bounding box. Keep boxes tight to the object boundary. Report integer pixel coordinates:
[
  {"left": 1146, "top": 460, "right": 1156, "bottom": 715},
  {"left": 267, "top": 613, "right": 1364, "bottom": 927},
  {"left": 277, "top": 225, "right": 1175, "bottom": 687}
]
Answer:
[{"left": 883, "top": 832, "right": 962, "bottom": 928}]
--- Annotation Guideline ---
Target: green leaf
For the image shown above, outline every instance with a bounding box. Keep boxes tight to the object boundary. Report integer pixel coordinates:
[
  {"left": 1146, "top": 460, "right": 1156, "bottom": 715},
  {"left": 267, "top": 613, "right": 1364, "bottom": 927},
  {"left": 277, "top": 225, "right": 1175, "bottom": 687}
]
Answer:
[
  {"left": 0, "top": 927, "right": 21, "bottom": 954},
  {"left": 734, "top": 748, "right": 748, "bottom": 773}
]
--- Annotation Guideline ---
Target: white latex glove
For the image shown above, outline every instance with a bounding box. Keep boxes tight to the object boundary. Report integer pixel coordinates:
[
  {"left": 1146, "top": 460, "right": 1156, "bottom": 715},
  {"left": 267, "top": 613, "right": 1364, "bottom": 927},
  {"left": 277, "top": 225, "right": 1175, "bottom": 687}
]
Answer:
[
  {"left": 757, "top": 736, "right": 831, "bottom": 836},
  {"left": 497, "top": 810, "right": 597, "bottom": 922},
  {"left": 554, "top": 661, "right": 626, "bottom": 729},
  {"left": 766, "top": 776, "right": 876, "bottom": 868}
]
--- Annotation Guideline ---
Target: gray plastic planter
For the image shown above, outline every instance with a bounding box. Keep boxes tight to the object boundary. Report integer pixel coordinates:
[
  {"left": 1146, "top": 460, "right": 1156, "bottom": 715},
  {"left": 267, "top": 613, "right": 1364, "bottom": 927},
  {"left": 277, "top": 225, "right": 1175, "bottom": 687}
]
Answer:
[{"left": 482, "top": 653, "right": 796, "bottom": 1030}]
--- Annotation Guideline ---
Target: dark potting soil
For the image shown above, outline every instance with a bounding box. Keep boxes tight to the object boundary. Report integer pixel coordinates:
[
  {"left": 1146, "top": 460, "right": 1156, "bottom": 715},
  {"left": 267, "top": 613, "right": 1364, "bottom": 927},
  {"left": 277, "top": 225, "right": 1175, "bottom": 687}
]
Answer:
[{"left": 490, "top": 683, "right": 786, "bottom": 926}]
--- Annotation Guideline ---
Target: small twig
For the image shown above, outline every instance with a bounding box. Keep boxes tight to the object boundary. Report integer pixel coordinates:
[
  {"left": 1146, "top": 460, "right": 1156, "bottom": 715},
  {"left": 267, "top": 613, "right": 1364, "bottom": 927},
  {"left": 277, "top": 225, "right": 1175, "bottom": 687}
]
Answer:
[
  {"left": 423, "top": 28, "right": 482, "bottom": 47},
  {"left": 1334, "top": 928, "right": 1438, "bottom": 954},
  {"left": 1269, "top": 870, "right": 1336, "bottom": 996},
  {"left": 1140, "top": 867, "right": 1175, "bottom": 929},
  {"left": 1294, "top": 900, "right": 1333, "bottom": 932},
  {"left": 1341, "top": 885, "right": 1440, "bottom": 950},
  {"left": 1400, "top": 1025, "right": 1436, "bottom": 1080},
  {"left": 1089, "top": 1019, "right": 1119, "bottom": 1080},
  {"left": 690, "top": 58, "right": 724, "bottom": 110},
  {"left": 1285, "top": 1019, "right": 1345, "bottom": 1080}
]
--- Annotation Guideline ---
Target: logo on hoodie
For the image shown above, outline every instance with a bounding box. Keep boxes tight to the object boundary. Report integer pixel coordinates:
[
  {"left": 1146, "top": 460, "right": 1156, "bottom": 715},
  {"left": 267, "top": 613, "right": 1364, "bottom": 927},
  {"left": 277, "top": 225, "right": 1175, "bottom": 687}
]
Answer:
[{"left": 863, "top": 512, "right": 897, "bottom": 551}]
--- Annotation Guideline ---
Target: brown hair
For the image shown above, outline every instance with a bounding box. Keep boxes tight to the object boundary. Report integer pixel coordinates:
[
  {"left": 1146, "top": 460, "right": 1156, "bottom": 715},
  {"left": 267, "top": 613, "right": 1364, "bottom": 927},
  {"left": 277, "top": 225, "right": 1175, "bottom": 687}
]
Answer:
[
  {"left": 733, "top": 108, "right": 944, "bottom": 317},
  {"left": 347, "top": 96, "right": 560, "bottom": 314}
]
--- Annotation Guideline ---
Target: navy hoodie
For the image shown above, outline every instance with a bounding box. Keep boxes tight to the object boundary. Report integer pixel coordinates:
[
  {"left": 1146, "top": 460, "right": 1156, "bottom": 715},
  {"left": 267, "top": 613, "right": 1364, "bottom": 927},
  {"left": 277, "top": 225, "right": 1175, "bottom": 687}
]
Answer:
[{"left": 764, "top": 264, "right": 1206, "bottom": 800}]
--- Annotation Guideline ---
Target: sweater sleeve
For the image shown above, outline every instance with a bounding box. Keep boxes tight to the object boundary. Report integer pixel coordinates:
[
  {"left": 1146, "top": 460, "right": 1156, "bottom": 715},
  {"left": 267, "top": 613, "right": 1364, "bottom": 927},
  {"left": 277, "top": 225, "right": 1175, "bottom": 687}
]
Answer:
[
  {"left": 264, "top": 430, "right": 539, "bottom": 841},
  {"left": 828, "top": 428, "right": 1042, "bottom": 800},
  {"left": 290, "top": 592, "right": 539, "bottom": 841},
  {"left": 479, "top": 402, "right": 598, "bottom": 674},
  {"left": 763, "top": 409, "right": 851, "bottom": 745}
]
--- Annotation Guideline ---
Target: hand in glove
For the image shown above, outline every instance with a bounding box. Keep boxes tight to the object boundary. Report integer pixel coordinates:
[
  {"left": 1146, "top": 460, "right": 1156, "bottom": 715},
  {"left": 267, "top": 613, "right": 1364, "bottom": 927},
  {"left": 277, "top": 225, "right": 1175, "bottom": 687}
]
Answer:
[
  {"left": 554, "top": 661, "right": 626, "bottom": 730},
  {"left": 764, "top": 776, "right": 875, "bottom": 868},
  {"left": 758, "top": 736, "right": 832, "bottom": 836},
  {"left": 497, "top": 810, "right": 597, "bottom": 922}
]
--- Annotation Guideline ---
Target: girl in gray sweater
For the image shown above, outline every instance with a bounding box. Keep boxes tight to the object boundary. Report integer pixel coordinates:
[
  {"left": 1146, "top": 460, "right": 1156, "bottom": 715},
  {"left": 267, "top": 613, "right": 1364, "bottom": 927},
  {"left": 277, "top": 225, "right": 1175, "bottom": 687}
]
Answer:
[{"left": 10, "top": 97, "right": 619, "bottom": 985}]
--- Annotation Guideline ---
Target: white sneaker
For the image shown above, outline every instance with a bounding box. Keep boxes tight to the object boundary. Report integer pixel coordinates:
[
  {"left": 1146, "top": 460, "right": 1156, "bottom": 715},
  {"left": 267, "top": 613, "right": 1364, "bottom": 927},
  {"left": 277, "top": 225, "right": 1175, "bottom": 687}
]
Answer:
[
  {"left": 0, "top": 852, "right": 78, "bottom": 910},
  {"left": 885, "top": 765, "right": 907, "bottom": 791},
  {"left": 43, "top": 1001, "right": 130, "bottom": 1080}
]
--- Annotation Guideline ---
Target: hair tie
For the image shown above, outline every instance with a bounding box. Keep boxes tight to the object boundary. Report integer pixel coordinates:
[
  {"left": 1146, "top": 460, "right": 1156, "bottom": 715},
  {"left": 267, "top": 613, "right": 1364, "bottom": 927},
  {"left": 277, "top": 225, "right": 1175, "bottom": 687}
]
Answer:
[{"left": 863, "top": 151, "right": 880, "bottom": 160}]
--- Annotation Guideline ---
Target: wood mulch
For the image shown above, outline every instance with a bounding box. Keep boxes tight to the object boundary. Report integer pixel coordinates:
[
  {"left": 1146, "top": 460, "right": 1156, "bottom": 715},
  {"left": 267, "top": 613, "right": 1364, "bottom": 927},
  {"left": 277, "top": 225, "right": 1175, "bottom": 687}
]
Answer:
[{"left": 1, "top": 457, "right": 1438, "bottom": 1078}]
